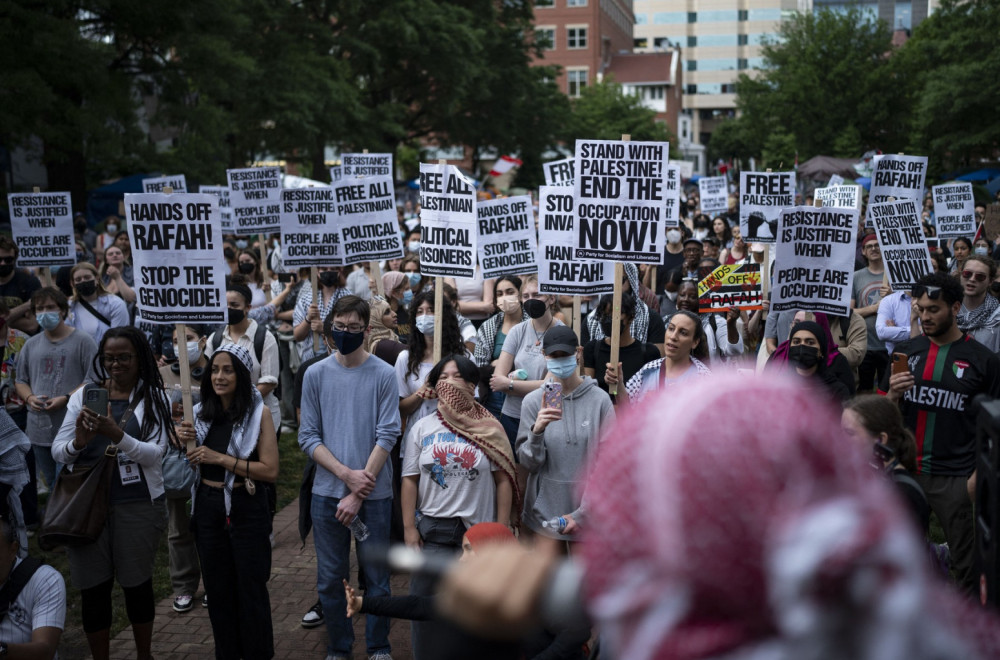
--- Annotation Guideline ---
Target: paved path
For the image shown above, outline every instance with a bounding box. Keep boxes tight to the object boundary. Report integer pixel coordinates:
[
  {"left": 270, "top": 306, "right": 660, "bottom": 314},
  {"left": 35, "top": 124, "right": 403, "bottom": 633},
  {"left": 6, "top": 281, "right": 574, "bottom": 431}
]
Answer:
[{"left": 109, "top": 499, "right": 413, "bottom": 659}]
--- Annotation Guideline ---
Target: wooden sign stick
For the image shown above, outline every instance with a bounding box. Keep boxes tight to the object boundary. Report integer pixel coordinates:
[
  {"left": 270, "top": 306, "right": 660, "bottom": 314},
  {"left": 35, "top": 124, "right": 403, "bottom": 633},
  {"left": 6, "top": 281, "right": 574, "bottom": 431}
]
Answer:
[
  {"left": 30, "top": 187, "right": 53, "bottom": 287},
  {"left": 608, "top": 134, "right": 630, "bottom": 398},
  {"left": 310, "top": 267, "right": 321, "bottom": 354},
  {"left": 433, "top": 159, "right": 447, "bottom": 364},
  {"left": 163, "top": 186, "right": 194, "bottom": 441}
]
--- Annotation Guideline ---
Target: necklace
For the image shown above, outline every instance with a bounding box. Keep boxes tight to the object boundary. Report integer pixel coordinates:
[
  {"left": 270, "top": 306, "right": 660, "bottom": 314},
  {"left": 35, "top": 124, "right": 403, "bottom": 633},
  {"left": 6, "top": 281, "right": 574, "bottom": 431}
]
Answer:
[{"left": 532, "top": 316, "right": 554, "bottom": 346}]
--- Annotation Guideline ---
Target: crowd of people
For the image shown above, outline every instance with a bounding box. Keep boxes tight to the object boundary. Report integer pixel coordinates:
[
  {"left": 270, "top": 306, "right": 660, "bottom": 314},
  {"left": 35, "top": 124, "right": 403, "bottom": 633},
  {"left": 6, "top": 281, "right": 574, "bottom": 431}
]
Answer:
[{"left": 0, "top": 182, "right": 997, "bottom": 660}]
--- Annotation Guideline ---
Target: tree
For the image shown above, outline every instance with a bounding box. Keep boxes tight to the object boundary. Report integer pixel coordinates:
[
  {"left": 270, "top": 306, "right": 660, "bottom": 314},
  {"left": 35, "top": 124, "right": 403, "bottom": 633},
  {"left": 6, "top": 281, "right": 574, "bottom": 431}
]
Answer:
[{"left": 561, "top": 79, "right": 674, "bottom": 144}]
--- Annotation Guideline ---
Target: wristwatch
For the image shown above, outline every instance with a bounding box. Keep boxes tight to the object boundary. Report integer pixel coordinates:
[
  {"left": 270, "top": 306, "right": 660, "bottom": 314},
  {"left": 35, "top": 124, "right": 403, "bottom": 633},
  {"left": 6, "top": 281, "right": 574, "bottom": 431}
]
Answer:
[{"left": 507, "top": 380, "right": 514, "bottom": 392}]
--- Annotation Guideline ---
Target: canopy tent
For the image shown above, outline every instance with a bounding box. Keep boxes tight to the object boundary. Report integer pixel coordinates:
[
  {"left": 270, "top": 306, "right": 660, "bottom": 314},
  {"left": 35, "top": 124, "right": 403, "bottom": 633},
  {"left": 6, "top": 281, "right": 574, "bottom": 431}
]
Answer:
[
  {"left": 85, "top": 173, "right": 155, "bottom": 228},
  {"left": 956, "top": 169, "right": 1000, "bottom": 182},
  {"left": 796, "top": 156, "right": 860, "bottom": 181}
]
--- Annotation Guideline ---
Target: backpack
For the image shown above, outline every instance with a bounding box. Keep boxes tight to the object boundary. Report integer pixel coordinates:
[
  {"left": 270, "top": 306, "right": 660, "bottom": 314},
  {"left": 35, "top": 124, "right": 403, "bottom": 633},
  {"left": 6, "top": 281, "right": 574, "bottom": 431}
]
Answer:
[{"left": 212, "top": 323, "right": 268, "bottom": 366}]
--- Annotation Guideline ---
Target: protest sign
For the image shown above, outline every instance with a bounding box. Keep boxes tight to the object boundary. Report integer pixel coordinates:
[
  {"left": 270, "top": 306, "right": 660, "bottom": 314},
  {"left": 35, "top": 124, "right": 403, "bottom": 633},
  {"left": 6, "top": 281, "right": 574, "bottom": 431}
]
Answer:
[
  {"left": 772, "top": 206, "right": 859, "bottom": 316},
  {"left": 699, "top": 176, "right": 728, "bottom": 216},
  {"left": 333, "top": 175, "right": 404, "bottom": 265},
  {"left": 739, "top": 171, "right": 795, "bottom": 244},
  {"left": 932, "top": 182, "right": 975, "bottom": 239},
  {"left": 537, "top": 186, "right": 614, "bottom": 295},
  {"left": 330, "top": 166, "right": 342, "bottom": 183},
  {"left": 279, "top": 187, "right": 342, "bottom": 267},
  {"left": 341, "top": 153, "right": 393, "bottom": 178},
  {"left": 142, "top": 175, "right": 187, "bottom": 194},
  {"left": 828, "top": 174, "right": 845, "bottom": 187},
  {"left": 573, "top": 139, "right": 669, "bottom": 264},
  {"left": 6, "top": 192, "right": 75, "bottom": 267},
  {"left": 664, "top": 165, "right": 681, "bottom": 228},
  {"left": 814, "top": 184, "right": 861, "bottom": 210},
  {"left": 543, "top": 157, "right": 574, "bottom": 187},
  {"left": 476, "top": 195, "right": 537, "bottom": 279},
  {"left": 199, "top": 185, "right": 233, "bottom": 233},
  {"left": 868, "top": 199, "right": 933, "bottom": 291},
  {"left": 870, "top": 154, "right": 927, "bottom": 205},
  {"left": 985, "top": 204, "right": 1000, "bottom": 243},
  {"left": 227, "top": 166, "right": 282, "bottom": 235},
  {"left": 670, "top": 159, "right": 694, "bottom": 180},
  {"left": 697, "top": 262, "right": 762, "bottom": 314},
  {"left": 418, "top": 163, "right": 477, "bottom": 278},
  {"left": 125, "top": 193, "right": 228, "bottom": 324}
]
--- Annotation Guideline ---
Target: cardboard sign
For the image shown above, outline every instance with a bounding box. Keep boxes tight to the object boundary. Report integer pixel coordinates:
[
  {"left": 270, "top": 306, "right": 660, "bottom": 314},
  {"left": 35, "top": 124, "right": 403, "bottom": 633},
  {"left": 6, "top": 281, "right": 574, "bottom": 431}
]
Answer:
[
  {"left": 739, "top": 171, "right": 796, "bottom": 244},
  {"left": 476, "top": 195, "right": 537, "bottom": 279},
  {"left": 199, "top": 185, "right": 233, "bottom": 233},
  {"left": 227, "top": 166, "right": 282, "bottom": 235},
  {"left": 334, "top": 175, "right": 404, "bottom": 265},
  {"left": 697, "top": 262, "right": 762, "bottom": 314},
  {"left": 870, "top": 154, "right": 928, "bottom": 205},
  {"left": 814, "top": 184, "right": 862, "bottom": 210},
  {"left": 125, "top": 193, "right": 228, "bottom": 323},
  {"left": 828, "top": 174, "right": 844, "bottom": 187},
  {"left": 341, "top": 153, "right": 393, "bottom": 178},
  {"left": 418, "top": 163, "right": 477, "bottom": 278},
  {"left": 932, "top": 182, "right": 975, "bottom": 239},
  {"left": 330, "top": 166, "right": 343, "bottom": 183},
  {"left": 280, "top": 187, "right": 342, "bottom": 267},
  {"left": 772, "top": 206, "right": 859, "bottom": 316},
  {"left": 142, "top": 175, "right": 187, "bottom": 194},
  {"left": 664, "top": 165, "right": 681, "bottom": 228},
  {"left": 699, "top": 176, "right": 728, "bottom": 216},
  {"left": 984, "top": 204, "right": 1000, "bottom": 243},
  {"left": 6, "top": 192, "right": 75, "bottom": 267},
  {"left": 868, "top": 199, "right": 933, "bottom": 291},
  {"left": 537, "top": 186, "right": 614, "bottom": 295},
  {"left": 543, "top": 157, "right": 575, "bottom": 187},
  {"left": 574, "top": 139, "right": 669, "bottom": 264},
  {"left": 669, "top": 159, "right": 694, "bottom": 180}
]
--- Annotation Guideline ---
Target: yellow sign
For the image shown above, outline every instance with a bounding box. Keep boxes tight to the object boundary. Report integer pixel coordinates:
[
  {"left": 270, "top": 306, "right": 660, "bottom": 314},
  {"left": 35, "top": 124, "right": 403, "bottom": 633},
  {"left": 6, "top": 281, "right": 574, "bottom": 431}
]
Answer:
[{"left": 698, "top": 262, "right": 763, "bottom": 314}]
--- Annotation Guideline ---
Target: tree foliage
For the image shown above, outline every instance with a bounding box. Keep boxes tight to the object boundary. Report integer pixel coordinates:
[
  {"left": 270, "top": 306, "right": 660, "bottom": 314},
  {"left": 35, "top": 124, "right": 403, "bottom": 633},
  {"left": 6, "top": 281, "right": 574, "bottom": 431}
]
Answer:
[{"left": 561, "top": 79, "right": 674, "bottom": 145}]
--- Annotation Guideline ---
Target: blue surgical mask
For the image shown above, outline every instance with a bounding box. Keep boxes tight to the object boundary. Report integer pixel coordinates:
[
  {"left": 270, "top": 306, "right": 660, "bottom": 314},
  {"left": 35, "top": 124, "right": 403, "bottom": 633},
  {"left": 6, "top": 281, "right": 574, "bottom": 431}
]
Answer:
[
  {"left": 415, "top": 314, "right": 435, "bottom": 336},
  {"left": 546, "top": 355, "right": 577, "bottom": 379},
  {"left": 408, "top": 241, "right": 421, "bottom": 253},
  {"left": 975, "top": 247, "right": 989, "bottom": 256},
  {"left": 37, "top": 312, "right": 61, "bottom": 332},
  {"left": 235, "top": 239, "right": 248, "bottom": 249},
  {"left": 407, "top": 272, "right": 422, "bottom": 287},
  {"left": 401, "top": 289, "right": 414, "bottom": 305}
]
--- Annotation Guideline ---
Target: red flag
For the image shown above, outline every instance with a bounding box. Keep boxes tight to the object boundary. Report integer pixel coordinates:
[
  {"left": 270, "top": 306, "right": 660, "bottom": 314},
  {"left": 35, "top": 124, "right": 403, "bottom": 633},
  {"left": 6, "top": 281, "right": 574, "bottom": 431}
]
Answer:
[{"left": 489, "top": 155, "right": 522, "bottom": 177}]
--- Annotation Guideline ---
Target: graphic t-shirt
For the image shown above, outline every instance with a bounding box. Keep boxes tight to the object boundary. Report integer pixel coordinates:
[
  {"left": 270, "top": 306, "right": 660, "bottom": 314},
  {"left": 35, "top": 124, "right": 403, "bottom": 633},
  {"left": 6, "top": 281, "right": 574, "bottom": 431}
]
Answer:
[
  {"left": 880, "top": 334, "right": 1000, "bottom": 476},
  {"left": 852, "top": 267, "right": 886, "bottom": 351},
  {"left": 401, "top": 413, "right": 497, "bottom": 528}
]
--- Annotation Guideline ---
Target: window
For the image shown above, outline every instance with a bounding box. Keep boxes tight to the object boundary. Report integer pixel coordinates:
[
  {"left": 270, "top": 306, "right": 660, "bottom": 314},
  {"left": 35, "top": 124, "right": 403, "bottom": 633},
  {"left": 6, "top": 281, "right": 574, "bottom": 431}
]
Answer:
[
  {"left": 738, "top": 58, "right": 748, "bottom": 70},
  {"left": 635, "top": 12, "right": 648, "bottom": 24},
  {"left": 567, "top": 26, "right": 587, "bottom": 49},
  {"left": 697, "top": 10, "right": 740, "bottom": 21},
  {"left": 687, "top": 11, "right": 696, "bottom": 22},
  {"left": 686, "top": 84, "right": 697, "bottom": 95},
  {"left": 654, "top": 37, "right": 671, "bottom": 48},
  {"left": 653, "top": 12, "right": 686, "bottom": 24},
  {"left": 748, "top": 8, "right": 782, "bottom": 20},
  {"left": 567, "top": 0, "right": 587, "bottom": 5},
  {"left": 697, "top": 58, "right": 738, "bottom": 71},
  {"left": 738, "top": 34, "right": 748, "bottom": 45},
  {"left": 634, "top": 37, "right": 649, "bottom": 48},
  {"left": 567, "top": 69, "right": 588, "bottom": 97},
  {"left": 698, "top": 34, "right": 740, "bottom": 46},
  {"left": 686, "top": 60, "right": 697, "bottom": 71},
  {"left": 536, "top": 26, "right": 555, "bottom": 50},
  {"left": 687, "top": 35, "right": 697, "bottom": 47},
  {"left": 535, "top": 0, "right": 553, "bottom": 7},
  {"left": 738, "top": 9, "right": 748, "bottom": 20},
  {"left": 648, "top": 86, "right": 665, "bottom": 100}
]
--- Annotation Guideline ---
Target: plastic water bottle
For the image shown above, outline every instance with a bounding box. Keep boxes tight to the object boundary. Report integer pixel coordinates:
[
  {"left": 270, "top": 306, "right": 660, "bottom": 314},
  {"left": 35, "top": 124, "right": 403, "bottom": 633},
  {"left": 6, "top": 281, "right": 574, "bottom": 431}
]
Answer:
[
  {"left": 541, "top": 516, "right": 567, "bottom": 533},
  {"left": 348, "top": 517, "right": 370, "bottom": 542},
  {"left": 514, "top": 369, "right": 529, "bottom": 380}
]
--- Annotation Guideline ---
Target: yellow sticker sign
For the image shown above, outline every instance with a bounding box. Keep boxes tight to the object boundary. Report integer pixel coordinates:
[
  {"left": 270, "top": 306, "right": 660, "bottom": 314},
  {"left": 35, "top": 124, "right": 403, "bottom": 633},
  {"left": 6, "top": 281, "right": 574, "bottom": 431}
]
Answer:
[{"left": 698, "top": 262, "right": 763, "bottom": 314}]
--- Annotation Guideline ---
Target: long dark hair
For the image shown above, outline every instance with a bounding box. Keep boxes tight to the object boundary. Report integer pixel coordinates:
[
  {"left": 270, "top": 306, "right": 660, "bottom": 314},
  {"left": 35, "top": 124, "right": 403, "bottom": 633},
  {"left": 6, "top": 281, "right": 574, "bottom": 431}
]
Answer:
[
  {"left": 93, "top": 326, "right": 175, "bottom": 444},
  {"left": 492, "top": 274, "right": 523, "bottom": 315},
  {"left": 844, "top": 395, "right": 918, "bottom": 472},
  {"left": 666, "top": 310, "right": 709, "bottom": 361},
  {"left": 198, "top": 350, "right": 256, "bottom": 424},
  {"left": 406, "top": 290, "right": 465, "bottom": 380},
  {"left": 428, "top": 354, "right": 480, "bottom": 388}
]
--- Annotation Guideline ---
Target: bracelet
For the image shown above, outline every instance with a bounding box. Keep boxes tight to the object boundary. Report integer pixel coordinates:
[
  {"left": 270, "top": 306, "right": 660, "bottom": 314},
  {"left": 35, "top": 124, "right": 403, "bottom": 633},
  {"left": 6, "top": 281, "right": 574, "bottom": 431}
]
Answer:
[{"left": 65, "top": 441, "right": 80, "bottom": 457}]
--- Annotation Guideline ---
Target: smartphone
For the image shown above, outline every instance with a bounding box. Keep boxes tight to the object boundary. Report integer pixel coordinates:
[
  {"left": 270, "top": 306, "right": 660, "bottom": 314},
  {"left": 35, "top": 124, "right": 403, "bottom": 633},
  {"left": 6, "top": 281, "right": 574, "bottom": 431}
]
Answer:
[
  {"left": 891, "top": 352, "right": 909, "bottom": 377},
  {"left": 542, "top": 381, "right": 563, "bottom": 411},
  {"left": 85, "top": 387, "right": 109, "bottom": 416},
  {"left": 277, "top": 272, "right": 296, "bottom": 283}
]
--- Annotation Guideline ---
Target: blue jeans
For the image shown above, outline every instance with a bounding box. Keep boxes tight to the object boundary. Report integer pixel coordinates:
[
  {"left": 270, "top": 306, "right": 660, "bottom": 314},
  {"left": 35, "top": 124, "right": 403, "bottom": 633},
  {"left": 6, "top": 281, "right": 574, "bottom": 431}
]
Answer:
[
  {"left": 33, "top": 445, "right": 60, "bottom": 489},
  {"left": 312, "top": 494, "right": 392, "bottom": 656},
  {"left": 499, "top": 413, "right": 520, "bottom": 459}
]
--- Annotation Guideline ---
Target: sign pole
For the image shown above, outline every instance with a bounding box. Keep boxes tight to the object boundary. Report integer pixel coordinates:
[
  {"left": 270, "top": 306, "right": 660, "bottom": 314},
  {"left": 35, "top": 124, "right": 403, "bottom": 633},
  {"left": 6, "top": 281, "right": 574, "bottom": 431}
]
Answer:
[
  {"left": 162, "top": 185, "right": 194, "bottom": 444},
  {"left": 310, "top": 267, "right": 321, "bottom": 354},
  {"left": 30, "top": 187, "right": 53, "bottom": 287},
  {"left": 573, "top": 296, "right": 582, "bottom": 375},
  {"left": 361, "top": 148, "right": 387, "bottom": 298},
  {"left": 607, "top": 134, "right": 630, "bottom": 398},
  {"left": 259, "top": 234, "right": 272, "bottom": 302},
  {"left": 432, "top": 159, "right": 447, "bottom": 364}
]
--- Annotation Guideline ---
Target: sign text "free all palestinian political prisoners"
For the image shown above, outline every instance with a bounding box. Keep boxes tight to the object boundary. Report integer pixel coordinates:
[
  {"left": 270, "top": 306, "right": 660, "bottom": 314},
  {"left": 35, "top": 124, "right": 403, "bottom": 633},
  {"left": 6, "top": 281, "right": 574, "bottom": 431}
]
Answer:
[
  {"left": 334, "top": 175, "right": 404, "bottom": 264},
  {"left": 125, "top": 193, "right": 228, "bottom": 324},
  {"left": 477, "top": 196, "right": 537, "bottom": 279},
  {"left": 537, "top": 186, "right": 613, "bottom": 296},
  {"left": 418, "top": 163, "right": 477, "bottom": 279},
  {"left": 772, "top": 206, "right": 859, "bottom": 316},
  {"left": 574, "top": 139, "right": 669, "bottom": 264},
  {"left": 6, "top": 192, "right": 75, "bottom": 267},
  {"left": 227, "top": 166, "right": 282, "bottom": 235},
  {"left": 869, "top": 199, "right": 932, "bottom": 291},
  {"left": 280, "top": 187, "right": 341, "bottom": 267}
]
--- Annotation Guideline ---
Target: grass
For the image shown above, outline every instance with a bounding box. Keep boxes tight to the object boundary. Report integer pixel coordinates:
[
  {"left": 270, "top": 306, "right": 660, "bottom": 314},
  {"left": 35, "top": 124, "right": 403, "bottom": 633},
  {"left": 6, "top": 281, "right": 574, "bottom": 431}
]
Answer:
[{"left": 35, "top": 430, "right": 306, "bottom": 657}]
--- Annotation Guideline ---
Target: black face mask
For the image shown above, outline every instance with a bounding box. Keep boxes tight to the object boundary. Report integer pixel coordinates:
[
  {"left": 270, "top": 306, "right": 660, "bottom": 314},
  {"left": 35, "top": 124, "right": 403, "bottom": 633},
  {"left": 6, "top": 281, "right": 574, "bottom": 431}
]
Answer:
[
  {"left": 227, "top": 308, "right": 246, "bottom": 325},
  {"left": 224, "top": 248, "right": 236, "bottom": 261},
  {"left": 75, "top": 280, "right": 96, "bottom": 297},
  {"left": 76, "top": 252, "right": 85, "bottom": 262},
  {"left": 0, "top": 264, "right": 13, "bottom": 278},
  {"left": 599, "top": 317, "right": 626, "bottom": 337},
  {"left": 523, "top": 298, "right": 547, "bottom": 319},
  {"left": 319, "top": 270, "right": 340, "bottom": 288},
  {"left": 991, "top": 282, "right": 1000, "bottom": 296},
  {"left": 788, "top": 344, "right": 820, "bottom": 369},
  {"left": 238, "top": 262, "right": 256, "bottom": 275}
]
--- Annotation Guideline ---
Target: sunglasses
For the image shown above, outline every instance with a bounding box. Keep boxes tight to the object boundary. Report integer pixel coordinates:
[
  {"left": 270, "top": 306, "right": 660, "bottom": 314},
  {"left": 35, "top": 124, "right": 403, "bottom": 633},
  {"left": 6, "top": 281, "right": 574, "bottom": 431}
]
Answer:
[
  {"left": 912, "top": 284, "right": 943, "bottom": 300},
  {"left": 962, "top": 270, "right": 988, "bottom": 283}
]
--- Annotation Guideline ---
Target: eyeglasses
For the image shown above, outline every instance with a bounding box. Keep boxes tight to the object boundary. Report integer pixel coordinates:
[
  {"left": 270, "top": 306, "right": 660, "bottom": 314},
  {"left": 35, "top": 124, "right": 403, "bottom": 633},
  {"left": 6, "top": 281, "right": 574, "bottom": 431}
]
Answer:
[
  {"left": 864, "top": 244, "right": 881, "bottom": 251},
  {"left": 102, "top": 353, "right": 134, "bottom": 365},
  {"left": 912, "top": 284, "right": 943, "bottom": 300},
  {"left": 961, "top": 270, "right": 988, "bottom": 283},
  {"left": 332, "top": 324, "right": 365, "bottom": 333}
]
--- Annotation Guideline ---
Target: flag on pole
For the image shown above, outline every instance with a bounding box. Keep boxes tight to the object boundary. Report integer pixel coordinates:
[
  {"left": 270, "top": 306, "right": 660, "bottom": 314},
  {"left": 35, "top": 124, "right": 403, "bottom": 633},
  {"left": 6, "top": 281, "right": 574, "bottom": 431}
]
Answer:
[{"left": 489, "top": 155, "right": 522, "bottom": 177}]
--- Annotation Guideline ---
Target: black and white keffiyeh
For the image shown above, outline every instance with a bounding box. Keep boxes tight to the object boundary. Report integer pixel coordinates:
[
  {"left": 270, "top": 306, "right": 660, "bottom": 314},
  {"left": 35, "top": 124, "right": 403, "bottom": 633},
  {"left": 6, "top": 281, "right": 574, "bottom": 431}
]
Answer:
[
  {"left": 587, "top": 263, "right": 651, "bottom": 343},
  {"left": 473, "top": 310, "right": 529, "bottom": 367}
]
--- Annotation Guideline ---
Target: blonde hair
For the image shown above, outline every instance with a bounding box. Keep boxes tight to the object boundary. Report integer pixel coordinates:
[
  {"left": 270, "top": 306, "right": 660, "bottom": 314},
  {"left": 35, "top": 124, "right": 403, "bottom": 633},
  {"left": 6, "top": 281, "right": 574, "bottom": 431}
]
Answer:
[{"left": 70, "top": 262, "right": 109, "bottom": 301}]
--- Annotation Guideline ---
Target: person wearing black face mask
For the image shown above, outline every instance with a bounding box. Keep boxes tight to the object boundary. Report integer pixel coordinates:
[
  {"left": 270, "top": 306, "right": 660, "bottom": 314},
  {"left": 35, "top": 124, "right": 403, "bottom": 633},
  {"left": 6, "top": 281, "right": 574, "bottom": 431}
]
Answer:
[
  {"left": 236, "top": 249, "right": 267, "bottom": 308},
  {"left": 784, "top": 321, "right": 854, "bottom": 402},
  {"left": 66, "top": 262, "right": 129, "bottom": 346},
  {"left": 583, "top": 292, "right": 660, "bottom": 405},
  {"left": 0, "top": 236, "right": 42, "bottom": 334},
  {"left": 293, "top": 266, "right": 349, "bottom": 363}
]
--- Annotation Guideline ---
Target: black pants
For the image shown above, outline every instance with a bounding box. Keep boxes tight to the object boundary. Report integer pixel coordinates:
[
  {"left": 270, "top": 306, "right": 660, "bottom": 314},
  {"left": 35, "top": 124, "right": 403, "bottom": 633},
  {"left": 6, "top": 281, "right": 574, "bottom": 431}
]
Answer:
[
  {"left": 858, "top": 349, "right": 889, "bottom": 392},
  {"left": 192, "top": 484, "right": 274, "bottom": 660},
  {"left": 411, "top": 517, "right": 465, "bottom": 660}
]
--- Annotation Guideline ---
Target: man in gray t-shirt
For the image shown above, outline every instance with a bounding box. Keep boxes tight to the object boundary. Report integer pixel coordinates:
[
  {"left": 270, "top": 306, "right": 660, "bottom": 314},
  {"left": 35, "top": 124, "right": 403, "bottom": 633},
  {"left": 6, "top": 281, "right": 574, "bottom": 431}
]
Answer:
[{"left": 851, "top": 234, "right": 889, "bottom": 391}]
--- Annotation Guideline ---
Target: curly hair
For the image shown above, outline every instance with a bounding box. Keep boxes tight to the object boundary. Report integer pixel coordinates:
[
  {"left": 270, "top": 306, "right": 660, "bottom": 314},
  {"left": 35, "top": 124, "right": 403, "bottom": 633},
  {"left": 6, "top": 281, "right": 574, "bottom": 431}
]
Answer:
[{"left": 406, "top": 289, "right": 465, "bottom": 380}]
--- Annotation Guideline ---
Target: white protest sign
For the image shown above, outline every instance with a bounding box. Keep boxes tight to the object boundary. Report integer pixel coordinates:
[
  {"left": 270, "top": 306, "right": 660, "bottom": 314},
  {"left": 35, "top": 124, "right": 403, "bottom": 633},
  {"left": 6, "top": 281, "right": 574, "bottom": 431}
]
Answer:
[
  {"left": 739, "top": 171, "right": 795, "bottom": 244},
  {"left": 828, "top": 174, "right": 845, "bottom": 187},
  {"left": 418, "top": 163, "right": 477, "bottom": 278},
  {"left": 870, "top": 154, "right": 927, "bottom": 205},
  {"left": 932, "top": 182, "right": 976, "bottom": 239},
  {"left": 699, "top": 176, "right": 728, "bottom": 216},
  {"left": 814, "top": 184, "right": 862, "bottom": 210},
  {"left": 334, "top": 175, "right": 405, "bottom": 265},
  {"left": 125, "top": 193, "right": 227, "bottom": 324},
  {"left": 227, "top": 166, "right": 282, "bottom": 236},
  {"left": 772, "top": 206, "right": 859, "bottom": 316},
  {"left": 670, "top": 159, "right": 694, "bottom": 180},
  {"left": 869, "top": 199, "right": 933, "bottom": 291},
  {"left": 341, "top": 153, "right": 393, "bottom": 179},
  {"left": 574, "top": 139, "right": 669, "bottom": 264},
  {"left": 142, "top": 175, "right": 187, "bottom": 194},
  {"left": 280, "top": 187, "right": 342, "bottom": 267},
  {"left": 664, "top": 165, "right": 681, "bottom": 228},
  {"left": 538, "top": 186, "right": 614, "bottom": 295},
  {"left": 6, "top": 192, "right": 75, "bottom": 267},
  {"left": 476, "top": 196, "right": 537, "bottom": 279},
  {"left": 330, "top": 166, "right": 343, "bottom": 183},
  {"left": 543, "top": 158, "right": 574, "bottom": 187},
  {"left": 199, "top": 185, "right": 233, "bottom": 233}
]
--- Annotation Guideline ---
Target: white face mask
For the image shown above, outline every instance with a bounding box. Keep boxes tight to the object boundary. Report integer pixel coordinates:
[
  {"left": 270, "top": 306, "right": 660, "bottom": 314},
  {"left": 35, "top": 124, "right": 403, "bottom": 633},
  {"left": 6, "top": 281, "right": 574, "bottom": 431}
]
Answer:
[
  {"left": 174, "top": 341, "right": 202, "bottom": 364},
  {"left": 497, "top": 295, "right": 520, "bottom": 314},
  {"left": 415, "top": 314, "right": 435, "bottom": 335},
  {"left": 666, "top": 229, "right": 682, "bottom": 244}
]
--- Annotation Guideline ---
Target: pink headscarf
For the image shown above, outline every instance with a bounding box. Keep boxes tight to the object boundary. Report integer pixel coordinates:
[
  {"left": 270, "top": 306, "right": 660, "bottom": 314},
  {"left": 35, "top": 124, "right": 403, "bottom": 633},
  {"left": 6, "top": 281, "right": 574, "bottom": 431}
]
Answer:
[
  {"left": 382, "top": 271, "right": 407, "bottom": 298},
  {"left": 580, "top": 374, "right": 1000, "bottom": 659}
]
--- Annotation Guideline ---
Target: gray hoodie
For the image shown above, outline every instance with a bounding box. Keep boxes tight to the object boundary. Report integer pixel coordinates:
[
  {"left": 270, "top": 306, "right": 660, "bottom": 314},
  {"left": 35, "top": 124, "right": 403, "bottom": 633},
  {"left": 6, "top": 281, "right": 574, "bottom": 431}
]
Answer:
[{"left": 516, "top": 376, "right": 615, "bottom": 540}]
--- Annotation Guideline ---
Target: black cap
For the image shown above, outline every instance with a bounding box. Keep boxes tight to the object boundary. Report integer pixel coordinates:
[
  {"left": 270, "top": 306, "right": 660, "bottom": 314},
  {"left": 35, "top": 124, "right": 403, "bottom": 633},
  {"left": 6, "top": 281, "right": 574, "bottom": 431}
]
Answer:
[{"left": 542, "top": 325, "right": 578, "bottom": 356}]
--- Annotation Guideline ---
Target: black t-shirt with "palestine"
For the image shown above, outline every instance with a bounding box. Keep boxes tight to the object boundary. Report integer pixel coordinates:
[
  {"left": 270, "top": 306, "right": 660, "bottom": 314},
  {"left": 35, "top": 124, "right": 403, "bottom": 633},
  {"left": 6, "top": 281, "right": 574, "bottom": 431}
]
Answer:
[{"left": 880, "top": 334, "right": 1000, "bottom": 476}]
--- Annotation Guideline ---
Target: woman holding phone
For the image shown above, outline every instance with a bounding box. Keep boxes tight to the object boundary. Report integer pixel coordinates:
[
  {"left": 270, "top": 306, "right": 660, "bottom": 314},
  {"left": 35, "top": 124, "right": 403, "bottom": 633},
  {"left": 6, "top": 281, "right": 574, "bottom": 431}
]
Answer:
[
  {"left": 52, "top": 326, "right": 174, "bottom": 660},
  {"left": 516, "top": 326, "right": 614, "bottom": 542}
]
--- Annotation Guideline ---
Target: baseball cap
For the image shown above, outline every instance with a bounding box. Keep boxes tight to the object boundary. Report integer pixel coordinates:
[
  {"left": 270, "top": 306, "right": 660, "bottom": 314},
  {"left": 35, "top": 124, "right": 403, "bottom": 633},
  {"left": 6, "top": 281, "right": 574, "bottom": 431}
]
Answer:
[{"left": 542, "top": 326, "right": 579, "bottom": 356}]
